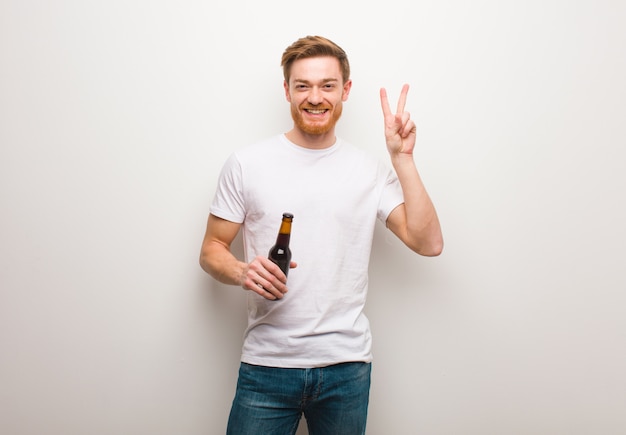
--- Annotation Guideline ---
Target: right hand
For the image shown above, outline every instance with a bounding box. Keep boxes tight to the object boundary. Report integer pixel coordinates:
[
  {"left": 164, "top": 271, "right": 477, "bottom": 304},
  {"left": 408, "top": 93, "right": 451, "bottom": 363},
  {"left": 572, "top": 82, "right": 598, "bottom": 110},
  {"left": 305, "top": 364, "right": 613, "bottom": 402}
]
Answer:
[{"left": 240, "top": 256, "right": 297, "bottom": 300}]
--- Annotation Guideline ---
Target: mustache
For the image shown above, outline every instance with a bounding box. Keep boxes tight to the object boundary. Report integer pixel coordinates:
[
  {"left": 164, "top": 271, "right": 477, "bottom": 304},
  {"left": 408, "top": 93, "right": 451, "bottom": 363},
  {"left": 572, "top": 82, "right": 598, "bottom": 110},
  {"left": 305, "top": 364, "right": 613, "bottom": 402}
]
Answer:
[{"left": 301, "top": 104, "right": 331, "bottom": 110}]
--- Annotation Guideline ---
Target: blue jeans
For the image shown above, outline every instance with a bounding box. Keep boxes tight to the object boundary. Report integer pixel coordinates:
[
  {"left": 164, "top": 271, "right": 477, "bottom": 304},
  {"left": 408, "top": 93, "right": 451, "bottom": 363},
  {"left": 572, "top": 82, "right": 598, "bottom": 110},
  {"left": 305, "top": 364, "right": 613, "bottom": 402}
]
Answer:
[{"left": 226, "top": 362, "right": 371, "bottom": 435}]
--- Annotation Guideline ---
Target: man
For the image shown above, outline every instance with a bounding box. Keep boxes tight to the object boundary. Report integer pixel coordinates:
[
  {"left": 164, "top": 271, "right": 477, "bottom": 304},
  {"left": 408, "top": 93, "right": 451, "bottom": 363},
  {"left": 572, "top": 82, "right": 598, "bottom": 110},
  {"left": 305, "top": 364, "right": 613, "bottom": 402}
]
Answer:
[{"left": 200, "top": 35, "right": 443, "bottom": 435}]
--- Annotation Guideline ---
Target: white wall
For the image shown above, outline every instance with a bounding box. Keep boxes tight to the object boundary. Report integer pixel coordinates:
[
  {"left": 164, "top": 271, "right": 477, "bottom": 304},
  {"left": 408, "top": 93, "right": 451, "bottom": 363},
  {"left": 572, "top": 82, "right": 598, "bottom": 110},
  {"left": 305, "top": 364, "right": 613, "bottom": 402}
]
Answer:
[{"left": 1, "top": 1, "right": 625, "bottom": 434}]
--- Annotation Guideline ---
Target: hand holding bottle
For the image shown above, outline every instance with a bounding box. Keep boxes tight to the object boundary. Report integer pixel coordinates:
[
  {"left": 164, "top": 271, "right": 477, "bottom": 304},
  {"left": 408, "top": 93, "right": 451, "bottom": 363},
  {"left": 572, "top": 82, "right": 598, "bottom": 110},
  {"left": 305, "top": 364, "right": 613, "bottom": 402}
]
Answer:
[
  {"left": 241, "top": 213, "right": 296, "bottom": 300},
  {"left": 241, "top": 255, "right": 295, "bottom": 300}
]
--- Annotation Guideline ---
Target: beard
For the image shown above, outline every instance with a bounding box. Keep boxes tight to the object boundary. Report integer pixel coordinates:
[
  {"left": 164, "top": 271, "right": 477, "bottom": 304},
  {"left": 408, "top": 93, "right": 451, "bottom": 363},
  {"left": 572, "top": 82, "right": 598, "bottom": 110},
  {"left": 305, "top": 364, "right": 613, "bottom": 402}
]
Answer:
[{"left": 290, "top": 103, "right": 343, "bottom": 135}]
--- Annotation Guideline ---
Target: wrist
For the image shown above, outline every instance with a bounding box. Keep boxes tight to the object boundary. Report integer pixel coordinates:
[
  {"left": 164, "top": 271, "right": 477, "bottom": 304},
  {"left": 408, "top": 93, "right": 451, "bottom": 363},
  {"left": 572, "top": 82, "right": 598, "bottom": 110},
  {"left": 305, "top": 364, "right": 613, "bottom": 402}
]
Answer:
[{"left": 390, "top": 152, "right": 415, "bottom": 167}]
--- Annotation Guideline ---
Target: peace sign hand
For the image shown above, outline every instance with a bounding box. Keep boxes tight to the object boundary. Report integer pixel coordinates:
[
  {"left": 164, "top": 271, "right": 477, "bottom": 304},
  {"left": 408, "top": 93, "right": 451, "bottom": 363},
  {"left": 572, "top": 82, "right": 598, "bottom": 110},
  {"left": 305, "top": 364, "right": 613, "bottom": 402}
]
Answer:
[{"left": 380, "top": 84, "right": 417, "bottom": 156}]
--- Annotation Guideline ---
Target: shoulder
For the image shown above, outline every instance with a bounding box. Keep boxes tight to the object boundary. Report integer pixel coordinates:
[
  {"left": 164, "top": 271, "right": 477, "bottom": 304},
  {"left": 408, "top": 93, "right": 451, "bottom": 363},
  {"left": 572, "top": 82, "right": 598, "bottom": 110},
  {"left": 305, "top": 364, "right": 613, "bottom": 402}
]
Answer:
[
  {"left": 218, "top": 135, "right": 284, "bottom": 172},
  {"left": 234, "top": 135, "right": 285, "bottom": 158},
  {"left": 336, "top": 138, "right": 386, "bottom": 170}
]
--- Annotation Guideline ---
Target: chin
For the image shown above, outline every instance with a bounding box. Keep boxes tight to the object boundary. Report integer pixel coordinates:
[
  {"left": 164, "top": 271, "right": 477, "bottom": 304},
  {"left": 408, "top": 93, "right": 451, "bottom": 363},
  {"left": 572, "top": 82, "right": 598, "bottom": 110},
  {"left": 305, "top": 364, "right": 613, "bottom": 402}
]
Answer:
[{"left": 302, "top": 123, "right": 333, "bottom": 135}]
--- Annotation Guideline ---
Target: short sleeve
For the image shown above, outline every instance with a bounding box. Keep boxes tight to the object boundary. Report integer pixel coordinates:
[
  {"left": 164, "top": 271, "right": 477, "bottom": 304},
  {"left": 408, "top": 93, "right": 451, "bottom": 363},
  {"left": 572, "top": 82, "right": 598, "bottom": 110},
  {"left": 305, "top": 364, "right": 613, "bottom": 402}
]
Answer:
[
  {"left": 209, "top": 153, "right": 246, "bottom": 223},
  {"left": 377, "top": 165, "right": 404, "bottom": 223}
]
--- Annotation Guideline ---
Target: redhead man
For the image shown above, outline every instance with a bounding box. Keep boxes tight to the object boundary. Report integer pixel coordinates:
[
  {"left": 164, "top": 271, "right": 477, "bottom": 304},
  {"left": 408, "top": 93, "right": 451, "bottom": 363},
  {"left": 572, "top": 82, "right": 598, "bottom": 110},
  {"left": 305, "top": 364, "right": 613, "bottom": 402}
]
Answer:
[{"left": 200, "top": 35, "right": 443, "bottom": 435}]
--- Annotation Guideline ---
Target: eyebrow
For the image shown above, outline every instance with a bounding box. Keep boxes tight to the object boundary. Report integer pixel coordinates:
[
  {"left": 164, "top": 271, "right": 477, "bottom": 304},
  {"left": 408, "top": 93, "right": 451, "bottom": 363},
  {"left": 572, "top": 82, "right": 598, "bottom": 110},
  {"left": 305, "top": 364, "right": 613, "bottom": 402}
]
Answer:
[{"left": 293, "top": 78, "right": 340, "bottom": 85}]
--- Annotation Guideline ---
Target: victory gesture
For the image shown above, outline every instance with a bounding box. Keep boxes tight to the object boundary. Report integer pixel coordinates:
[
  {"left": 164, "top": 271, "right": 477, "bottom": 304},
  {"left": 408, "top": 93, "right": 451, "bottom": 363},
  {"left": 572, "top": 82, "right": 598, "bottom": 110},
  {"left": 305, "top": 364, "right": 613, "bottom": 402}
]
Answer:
[{"left": 380, "top": 84, "right": 417, "bottom": 155}]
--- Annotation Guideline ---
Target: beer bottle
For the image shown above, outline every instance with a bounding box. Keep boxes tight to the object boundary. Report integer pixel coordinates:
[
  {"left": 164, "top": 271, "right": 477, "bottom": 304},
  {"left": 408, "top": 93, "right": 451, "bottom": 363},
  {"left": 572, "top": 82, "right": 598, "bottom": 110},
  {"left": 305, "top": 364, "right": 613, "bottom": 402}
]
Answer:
[{"left": 268, "top": 212, "right": 293, "bottom": 277}]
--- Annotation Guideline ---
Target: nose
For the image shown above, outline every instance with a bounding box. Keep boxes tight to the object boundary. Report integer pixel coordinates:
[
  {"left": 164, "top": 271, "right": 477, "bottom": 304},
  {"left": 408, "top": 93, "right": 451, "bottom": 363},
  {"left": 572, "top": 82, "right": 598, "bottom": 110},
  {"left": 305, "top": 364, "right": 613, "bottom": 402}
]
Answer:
[{"left": 307, "top": 87, "right": 323, "bottom": 106}]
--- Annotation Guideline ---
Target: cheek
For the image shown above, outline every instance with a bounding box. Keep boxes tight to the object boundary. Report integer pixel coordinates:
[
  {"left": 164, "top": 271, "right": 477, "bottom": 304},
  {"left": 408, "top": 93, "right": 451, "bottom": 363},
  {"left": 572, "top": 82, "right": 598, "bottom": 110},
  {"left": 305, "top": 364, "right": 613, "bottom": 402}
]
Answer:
[{"left": 290, "top": 95, "right": 307, "bottom": 107}]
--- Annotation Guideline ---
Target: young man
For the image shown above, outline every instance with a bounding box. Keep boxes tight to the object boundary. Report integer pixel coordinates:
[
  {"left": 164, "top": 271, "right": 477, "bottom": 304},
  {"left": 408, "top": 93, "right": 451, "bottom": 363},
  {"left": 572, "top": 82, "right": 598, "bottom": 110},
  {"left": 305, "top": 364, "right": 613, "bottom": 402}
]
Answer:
[{"left": 200, "top": 35, "right": 443, "bottom": 435}]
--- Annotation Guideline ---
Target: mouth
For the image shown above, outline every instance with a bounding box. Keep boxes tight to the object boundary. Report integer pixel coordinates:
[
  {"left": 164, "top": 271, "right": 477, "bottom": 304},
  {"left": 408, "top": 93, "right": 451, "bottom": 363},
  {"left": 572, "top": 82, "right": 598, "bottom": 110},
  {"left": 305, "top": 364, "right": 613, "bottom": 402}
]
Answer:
[{"left": 304, "top": 108, "right": 329, "bottom": 115}]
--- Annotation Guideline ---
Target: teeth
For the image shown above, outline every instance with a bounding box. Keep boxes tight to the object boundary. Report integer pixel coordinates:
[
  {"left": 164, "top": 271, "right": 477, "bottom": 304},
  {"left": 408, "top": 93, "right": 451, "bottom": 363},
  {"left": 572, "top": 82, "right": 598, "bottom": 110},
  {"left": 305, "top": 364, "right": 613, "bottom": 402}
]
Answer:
[{"left": 306, "top": 109, "right": 326, "bottom": 114}]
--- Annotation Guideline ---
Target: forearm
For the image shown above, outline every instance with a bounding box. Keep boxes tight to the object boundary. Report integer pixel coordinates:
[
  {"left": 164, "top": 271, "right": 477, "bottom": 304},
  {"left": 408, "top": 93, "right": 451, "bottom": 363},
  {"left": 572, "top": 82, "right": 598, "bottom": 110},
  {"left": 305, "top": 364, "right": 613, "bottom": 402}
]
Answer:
[
  {"left": 390, "top": 153, "right": 443, "bottom": 256},
  {"left": 199, "top": 241, "right": 248, "bottom": 286},
  {"left": 199, "top": 235, "right": 290, "bottom": 300}
]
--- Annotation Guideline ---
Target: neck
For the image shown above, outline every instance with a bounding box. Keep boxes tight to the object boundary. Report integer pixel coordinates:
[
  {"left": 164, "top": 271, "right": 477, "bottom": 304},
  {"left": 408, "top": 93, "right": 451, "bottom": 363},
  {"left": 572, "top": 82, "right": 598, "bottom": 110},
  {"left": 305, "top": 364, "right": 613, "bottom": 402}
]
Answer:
[{"left": 285, "top": 128, "right": 336, "bottom": 150}]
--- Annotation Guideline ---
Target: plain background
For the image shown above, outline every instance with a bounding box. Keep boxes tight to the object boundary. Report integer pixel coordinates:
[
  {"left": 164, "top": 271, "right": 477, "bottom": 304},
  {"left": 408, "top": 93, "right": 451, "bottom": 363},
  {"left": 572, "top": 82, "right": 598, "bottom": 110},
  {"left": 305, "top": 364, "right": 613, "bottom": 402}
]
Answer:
[{"left": 1, "top": 0, "right": 625, "bottom": 434}]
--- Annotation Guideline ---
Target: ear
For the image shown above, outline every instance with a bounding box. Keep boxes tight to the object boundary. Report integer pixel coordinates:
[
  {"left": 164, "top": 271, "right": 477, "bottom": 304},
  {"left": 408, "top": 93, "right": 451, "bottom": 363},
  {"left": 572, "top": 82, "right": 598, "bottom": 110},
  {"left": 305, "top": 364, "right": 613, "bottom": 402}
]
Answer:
[
  {"left": 284, "top": 80, "right": 291, "bottom": 102},
  {"left": 342, "top": 79, "right": 352, "bottom": 102}
]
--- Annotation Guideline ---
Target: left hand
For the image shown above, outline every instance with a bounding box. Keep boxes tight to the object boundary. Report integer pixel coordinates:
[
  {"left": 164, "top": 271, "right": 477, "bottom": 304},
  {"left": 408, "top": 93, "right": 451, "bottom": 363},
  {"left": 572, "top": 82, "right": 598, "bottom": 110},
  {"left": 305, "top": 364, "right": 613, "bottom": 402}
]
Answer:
[{"left": 380, "top": 84, "right": 417, "bottom": 155}]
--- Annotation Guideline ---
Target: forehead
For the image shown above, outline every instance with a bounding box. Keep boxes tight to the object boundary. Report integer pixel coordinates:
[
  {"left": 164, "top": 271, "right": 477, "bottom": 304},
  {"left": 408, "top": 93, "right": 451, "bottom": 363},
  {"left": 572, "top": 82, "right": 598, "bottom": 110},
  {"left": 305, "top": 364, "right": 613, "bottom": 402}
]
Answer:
[{"left": 289, "top": 56, "right": 342, "bottom": 83}]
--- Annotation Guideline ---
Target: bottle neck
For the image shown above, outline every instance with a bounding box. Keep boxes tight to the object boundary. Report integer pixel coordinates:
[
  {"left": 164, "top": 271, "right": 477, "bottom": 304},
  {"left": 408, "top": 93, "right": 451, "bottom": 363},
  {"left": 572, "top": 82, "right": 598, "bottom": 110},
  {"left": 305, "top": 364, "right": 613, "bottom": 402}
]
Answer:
[
  {"left": 275, "top": 232, "right": 290, "bottom": 247},
  {"left": 275, "top": 221, "right": 291, "bottom": 246},
  {"left": 279, "top": 220, "right": 291, "bottom": 234}
]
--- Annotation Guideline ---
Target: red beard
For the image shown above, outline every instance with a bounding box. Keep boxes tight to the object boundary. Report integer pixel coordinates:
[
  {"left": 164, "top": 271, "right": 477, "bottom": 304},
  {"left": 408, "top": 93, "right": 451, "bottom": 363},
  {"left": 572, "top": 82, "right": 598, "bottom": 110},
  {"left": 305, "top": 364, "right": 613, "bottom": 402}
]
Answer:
[{"left": 291, "top": 103, "right": 343, "bottom": 135}]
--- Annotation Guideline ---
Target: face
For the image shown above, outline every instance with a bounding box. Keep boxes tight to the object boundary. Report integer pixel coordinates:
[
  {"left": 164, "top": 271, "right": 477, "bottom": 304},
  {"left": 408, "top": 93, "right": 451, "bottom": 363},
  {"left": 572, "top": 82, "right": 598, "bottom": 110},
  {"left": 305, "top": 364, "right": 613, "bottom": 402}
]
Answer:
[{"left": 284, "top": 56, "right": 352, "bottom": 136}]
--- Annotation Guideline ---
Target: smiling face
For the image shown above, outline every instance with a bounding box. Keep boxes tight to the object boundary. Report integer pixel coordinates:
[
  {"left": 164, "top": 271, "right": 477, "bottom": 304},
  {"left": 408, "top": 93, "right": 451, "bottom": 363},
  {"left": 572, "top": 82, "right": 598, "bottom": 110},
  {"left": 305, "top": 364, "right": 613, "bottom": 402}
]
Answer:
[{"left": 284, "top": 56, "right": 352, "bottom": 142}]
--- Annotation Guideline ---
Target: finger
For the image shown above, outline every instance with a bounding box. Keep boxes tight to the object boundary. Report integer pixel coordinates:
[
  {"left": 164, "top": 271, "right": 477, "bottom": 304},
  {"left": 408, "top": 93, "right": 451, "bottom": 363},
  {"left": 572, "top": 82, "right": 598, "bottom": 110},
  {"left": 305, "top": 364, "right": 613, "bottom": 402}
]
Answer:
[
  {"left": 244, "top": 276, "right": 269, "bottom": 297},
  {"left": 264, "top": 259, "right": 288, "bottom": 284},
  {"left": 401, "top": 118, "right": 416, "bottom": 138},
  {"left": 244, "top": 268, "right": 280, "bottom": 300},
  {"left": 380, "top": 87, "right": 392, "bottom": 118},
  {"left": 253, "top": 281, "right": 270, "bottom": 296},
  {"left": 252, "top": 279, "right": 282, "bottom": 300},
  {"left": 396, "top": 84, "right": 410, "bottom": 114},
  {"left": 260, "top": 283, "right": 282, "bottom": 300},
  {"left": 259, "top": 268, "right": 289, "bottom": 298}
]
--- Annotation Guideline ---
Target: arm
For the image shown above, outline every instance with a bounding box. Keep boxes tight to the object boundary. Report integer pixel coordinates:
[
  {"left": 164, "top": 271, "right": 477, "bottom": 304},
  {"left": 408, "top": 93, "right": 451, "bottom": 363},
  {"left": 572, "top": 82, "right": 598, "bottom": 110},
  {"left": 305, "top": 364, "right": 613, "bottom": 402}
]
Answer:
[
  {"left": 380, "top": 85, "right": 443, "bottom": 256},
  {"left": 199, "top": 213, "right": 291, "bottom": 299}
]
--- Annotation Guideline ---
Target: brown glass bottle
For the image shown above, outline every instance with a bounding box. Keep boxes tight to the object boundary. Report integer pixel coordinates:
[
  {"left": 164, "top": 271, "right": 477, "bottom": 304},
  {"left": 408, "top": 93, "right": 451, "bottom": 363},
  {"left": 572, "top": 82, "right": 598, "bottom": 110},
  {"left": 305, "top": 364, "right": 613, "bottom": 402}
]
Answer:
[{"left": 268, "top": 212, "right": 293, "bottom": 277}]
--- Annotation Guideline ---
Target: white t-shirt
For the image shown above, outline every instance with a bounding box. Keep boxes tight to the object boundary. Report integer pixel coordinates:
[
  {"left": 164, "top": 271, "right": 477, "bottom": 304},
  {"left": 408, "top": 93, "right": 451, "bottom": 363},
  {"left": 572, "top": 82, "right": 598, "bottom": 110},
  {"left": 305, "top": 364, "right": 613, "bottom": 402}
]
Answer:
[{"left": 210, "top": 134, "right": 404, "bottom": 368}]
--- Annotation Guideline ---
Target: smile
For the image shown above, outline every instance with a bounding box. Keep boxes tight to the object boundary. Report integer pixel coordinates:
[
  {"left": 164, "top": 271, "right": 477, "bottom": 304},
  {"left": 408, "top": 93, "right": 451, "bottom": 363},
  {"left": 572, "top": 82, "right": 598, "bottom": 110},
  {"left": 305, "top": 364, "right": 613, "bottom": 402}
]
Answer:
[{"left": 304, "top": 109, "right": 328, "bottom": 114}]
